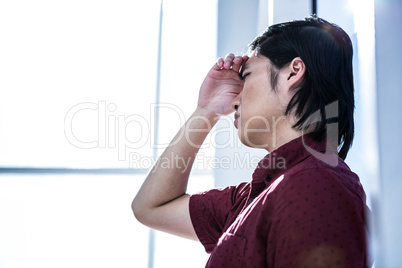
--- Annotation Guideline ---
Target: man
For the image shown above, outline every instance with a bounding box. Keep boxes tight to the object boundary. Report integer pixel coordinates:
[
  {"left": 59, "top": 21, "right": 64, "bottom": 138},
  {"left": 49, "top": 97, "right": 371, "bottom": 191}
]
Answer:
[{"left": 132, "top": 16, "right": 371, "bottom": 267}]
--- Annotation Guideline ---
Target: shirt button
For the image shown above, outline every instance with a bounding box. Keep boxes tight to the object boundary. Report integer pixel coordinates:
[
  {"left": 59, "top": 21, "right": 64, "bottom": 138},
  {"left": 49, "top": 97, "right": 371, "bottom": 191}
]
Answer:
[{"left": 265, "top": 175, "right": 272, "bottom": 182}]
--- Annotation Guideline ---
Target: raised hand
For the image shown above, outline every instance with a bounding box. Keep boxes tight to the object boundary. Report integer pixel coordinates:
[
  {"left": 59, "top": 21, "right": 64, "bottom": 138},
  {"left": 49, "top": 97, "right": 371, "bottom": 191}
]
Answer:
[
  {"left": 133, "top": 56, "right": 250, "bottom": 242},
  {"left": 198, "top": 53, "right": 249, "bottom": 116}
]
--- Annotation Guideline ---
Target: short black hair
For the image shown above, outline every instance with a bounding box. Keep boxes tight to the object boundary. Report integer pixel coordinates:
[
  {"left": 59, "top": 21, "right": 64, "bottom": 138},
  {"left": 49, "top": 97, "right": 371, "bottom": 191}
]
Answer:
[{"left": 249, "top": 16, "right": 355, "bottom": 160}]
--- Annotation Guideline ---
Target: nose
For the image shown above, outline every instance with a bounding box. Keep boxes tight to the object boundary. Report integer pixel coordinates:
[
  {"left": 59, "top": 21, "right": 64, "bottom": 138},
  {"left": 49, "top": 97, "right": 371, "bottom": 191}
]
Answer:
[{"left": 231, "top": 93, "right": 242, "bottom": 111}]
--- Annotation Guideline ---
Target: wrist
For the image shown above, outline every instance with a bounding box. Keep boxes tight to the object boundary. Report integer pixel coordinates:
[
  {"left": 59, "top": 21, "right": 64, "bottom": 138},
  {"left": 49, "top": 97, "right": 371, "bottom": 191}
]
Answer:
[{"left": 193, "top": 107, "right": 220, "bottom": 126}]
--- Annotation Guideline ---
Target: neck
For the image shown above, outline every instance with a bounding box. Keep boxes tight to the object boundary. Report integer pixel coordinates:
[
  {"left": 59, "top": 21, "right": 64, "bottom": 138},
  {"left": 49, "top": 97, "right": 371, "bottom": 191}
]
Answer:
[{"left": 266, "top": 127, "right": 303, "bottom": 152}]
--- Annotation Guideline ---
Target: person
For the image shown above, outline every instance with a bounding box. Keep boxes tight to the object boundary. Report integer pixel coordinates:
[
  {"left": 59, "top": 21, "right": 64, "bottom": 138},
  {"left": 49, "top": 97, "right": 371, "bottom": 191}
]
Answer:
[{"left": 132, "top": 16, "right": 371, "bottom": 267}]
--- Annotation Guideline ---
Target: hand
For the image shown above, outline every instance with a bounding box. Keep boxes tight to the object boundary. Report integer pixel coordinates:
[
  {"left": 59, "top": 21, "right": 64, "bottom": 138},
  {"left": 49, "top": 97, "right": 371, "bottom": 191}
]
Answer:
[{"left": 198, "top": 53, "right": 248, "bottom": 116}]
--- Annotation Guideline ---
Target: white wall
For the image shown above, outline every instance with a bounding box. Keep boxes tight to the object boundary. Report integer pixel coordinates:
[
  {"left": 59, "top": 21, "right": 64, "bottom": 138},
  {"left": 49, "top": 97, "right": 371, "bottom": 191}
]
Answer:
[{"left": 374, "top": 0, "right": 402, "bottom": 266}]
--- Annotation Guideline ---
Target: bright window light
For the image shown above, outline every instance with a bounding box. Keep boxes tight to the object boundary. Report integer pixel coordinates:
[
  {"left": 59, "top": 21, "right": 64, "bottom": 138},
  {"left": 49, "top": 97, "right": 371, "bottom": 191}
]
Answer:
[{"left": 0, "top": 0, "right": 217, "bottom": 267}]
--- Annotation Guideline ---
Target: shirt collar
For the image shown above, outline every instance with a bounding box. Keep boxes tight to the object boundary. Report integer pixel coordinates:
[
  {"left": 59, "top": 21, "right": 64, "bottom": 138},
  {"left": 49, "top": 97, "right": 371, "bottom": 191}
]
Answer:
[{"left": 250, "top": 133, "right": 330, "bottom": 197}]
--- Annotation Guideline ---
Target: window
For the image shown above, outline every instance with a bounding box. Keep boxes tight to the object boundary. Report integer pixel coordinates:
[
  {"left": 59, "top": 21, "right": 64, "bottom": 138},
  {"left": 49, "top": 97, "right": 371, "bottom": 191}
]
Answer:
[{"left": 0, "top": 0, "right": 217, "bottom": 267}]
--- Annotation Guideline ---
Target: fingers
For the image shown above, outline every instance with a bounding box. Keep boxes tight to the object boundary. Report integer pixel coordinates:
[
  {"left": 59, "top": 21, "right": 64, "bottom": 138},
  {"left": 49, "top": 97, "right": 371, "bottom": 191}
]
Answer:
[
  {"left": 231, "top": 56, "right": 244, "bottom": 72},
  {"left": 223, "top": 53, "right": 235, "bottom": 69},
  {"left": 213, "top": 53, "right": 248, "bottom": 73},
  {"left": 214, "top": 57, "right": 224, "bottom": 70}
]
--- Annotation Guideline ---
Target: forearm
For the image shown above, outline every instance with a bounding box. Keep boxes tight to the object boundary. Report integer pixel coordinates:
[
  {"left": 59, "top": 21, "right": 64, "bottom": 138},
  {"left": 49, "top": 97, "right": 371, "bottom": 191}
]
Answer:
[{"left": 132, "top": 107, "right": 218, "bottom": 217}]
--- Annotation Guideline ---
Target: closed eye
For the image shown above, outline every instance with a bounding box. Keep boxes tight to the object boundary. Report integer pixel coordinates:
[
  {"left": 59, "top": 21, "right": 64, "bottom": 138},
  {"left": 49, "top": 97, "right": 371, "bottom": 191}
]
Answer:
[{"left": 240, "top": 72, "right": 250, "bottom": 81}]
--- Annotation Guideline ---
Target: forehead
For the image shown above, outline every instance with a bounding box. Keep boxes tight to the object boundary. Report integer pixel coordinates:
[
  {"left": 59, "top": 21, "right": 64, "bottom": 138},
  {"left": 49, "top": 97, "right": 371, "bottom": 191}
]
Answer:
[{"left": 242, "top": 54, "right": 270, "bottom": 71}]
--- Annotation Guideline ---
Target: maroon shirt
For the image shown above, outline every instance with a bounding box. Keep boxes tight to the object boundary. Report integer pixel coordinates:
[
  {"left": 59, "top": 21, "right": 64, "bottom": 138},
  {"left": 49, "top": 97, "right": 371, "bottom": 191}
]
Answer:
[{"left": 189, "top": 134, "right": 371, "bottom": 267}]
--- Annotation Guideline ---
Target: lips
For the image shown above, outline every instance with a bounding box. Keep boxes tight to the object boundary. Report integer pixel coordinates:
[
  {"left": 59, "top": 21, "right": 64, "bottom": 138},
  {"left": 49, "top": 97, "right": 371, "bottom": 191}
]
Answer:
[{"left": 234, "top": 113, "right": 240, "bottom": 128}]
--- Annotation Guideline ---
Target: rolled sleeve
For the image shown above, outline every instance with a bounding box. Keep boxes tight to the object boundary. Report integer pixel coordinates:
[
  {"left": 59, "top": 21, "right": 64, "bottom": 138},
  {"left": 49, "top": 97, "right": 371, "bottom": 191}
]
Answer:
[{"left": 189, "top": 183, "right": 249, "bottom": 253}]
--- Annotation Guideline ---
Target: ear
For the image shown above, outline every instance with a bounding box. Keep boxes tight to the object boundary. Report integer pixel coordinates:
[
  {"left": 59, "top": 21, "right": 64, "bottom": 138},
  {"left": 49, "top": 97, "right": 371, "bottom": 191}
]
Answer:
[{"left": 286, "top": 57, "right": 305, "bottom": 90}]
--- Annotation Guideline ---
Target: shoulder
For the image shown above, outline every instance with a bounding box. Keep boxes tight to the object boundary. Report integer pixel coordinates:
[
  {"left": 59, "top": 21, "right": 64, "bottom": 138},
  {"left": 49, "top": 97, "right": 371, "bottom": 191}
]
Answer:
[{"left": 274, "top": 155, "right": 366, "bottom": 205}]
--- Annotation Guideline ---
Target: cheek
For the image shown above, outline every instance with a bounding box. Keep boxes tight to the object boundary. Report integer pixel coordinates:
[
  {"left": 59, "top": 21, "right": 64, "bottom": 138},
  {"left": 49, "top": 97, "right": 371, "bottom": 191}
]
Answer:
[{"left": 242, "top": 90, "right": 279, "bottom": 121}]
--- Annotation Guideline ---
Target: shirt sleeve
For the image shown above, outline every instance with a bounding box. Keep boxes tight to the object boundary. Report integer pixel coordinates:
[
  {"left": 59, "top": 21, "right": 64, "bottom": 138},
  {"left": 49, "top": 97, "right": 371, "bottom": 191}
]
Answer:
[
  {"left": 266, "top": 166, "right": 371, "bottom": 267},
  {"left": 189, "top": 182, "right": 249, "bottom": 253}
]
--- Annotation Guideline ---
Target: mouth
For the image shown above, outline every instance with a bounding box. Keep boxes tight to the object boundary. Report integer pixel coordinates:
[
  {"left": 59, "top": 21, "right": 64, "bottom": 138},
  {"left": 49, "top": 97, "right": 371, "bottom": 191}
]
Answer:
[{"left": 234, "top": 113, "right": 240, "bottom": 128}]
